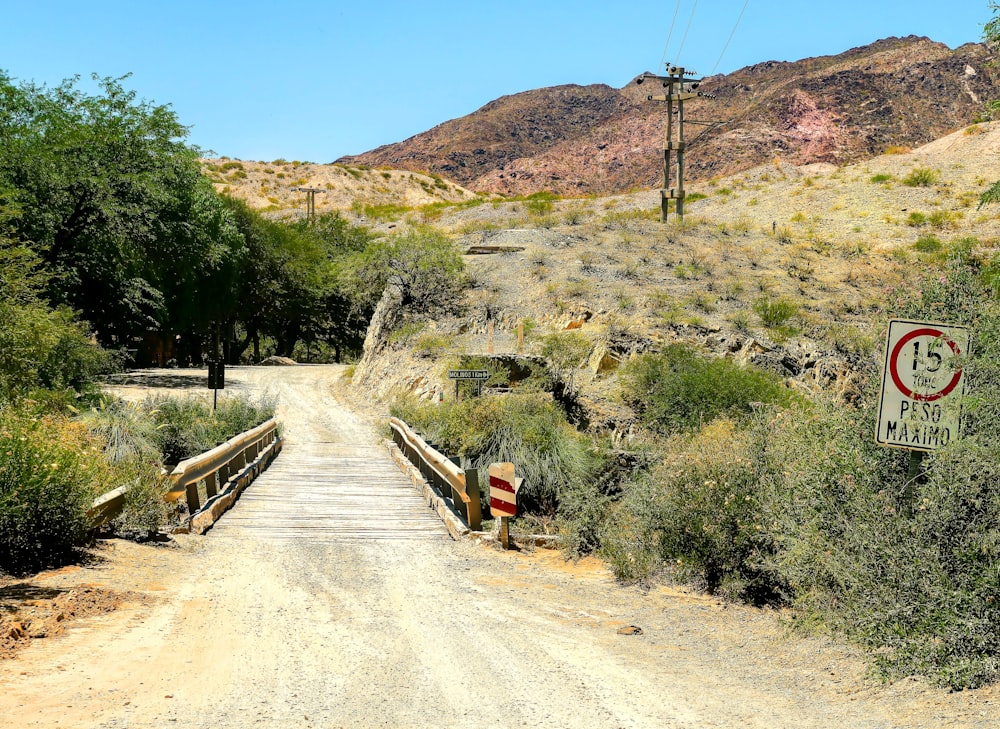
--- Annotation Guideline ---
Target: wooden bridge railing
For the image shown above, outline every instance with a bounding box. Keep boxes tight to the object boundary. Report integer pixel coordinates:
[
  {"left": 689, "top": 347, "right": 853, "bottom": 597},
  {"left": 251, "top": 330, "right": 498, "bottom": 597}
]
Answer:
[
  {"left": 89, "top": 418, "right": 282, "bottom": 530},
  {"left": 388, "top": 417, "right": 481, "bottom": 531}
]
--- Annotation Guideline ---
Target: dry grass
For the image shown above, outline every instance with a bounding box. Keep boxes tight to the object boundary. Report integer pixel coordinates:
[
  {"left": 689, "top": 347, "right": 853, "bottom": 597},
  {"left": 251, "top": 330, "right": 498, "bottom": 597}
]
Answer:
[{"left": 213, "top": 123, "right": 1000, "bottom": 356}]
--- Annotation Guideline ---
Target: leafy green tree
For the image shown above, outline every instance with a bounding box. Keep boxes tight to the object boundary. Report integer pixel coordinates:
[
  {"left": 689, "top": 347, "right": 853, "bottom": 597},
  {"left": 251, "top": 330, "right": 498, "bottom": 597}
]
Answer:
[
  {"left": 341, "top": 228, "right": 465, "bottom": 316},
  {"left": 0, "top": 73, "right": 245, "bottom": 352},
  {"left": 222, "top": 198, "right": 332, "bottom": 361},
  {"left": 0, "top": 199, "right": 107, "bottom": 401}
]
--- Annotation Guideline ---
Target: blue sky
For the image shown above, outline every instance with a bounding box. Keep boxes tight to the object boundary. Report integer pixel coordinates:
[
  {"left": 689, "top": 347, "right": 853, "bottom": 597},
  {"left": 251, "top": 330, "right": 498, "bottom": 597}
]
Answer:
[{"left": 1, "top": 1, "right": 992, "bottom": 162}]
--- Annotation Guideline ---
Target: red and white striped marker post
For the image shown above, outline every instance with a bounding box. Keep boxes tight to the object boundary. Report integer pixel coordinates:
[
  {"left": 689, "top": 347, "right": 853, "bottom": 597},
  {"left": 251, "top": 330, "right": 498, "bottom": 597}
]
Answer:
[{"left": 489, "top": 462, "right": 521, "bottom": 549}]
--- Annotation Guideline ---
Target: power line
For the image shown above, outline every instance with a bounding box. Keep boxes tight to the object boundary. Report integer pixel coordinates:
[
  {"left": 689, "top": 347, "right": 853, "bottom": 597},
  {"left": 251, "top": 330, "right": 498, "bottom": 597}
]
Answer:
[
  {"left": 658, "top": 0, "right": 684, "bottom": 71},
  {"left": 710, "top": 0, "right": 751, "bottom": 75},
  {"left": 674, "top": 0, "right": 700, "bottom": 62}
]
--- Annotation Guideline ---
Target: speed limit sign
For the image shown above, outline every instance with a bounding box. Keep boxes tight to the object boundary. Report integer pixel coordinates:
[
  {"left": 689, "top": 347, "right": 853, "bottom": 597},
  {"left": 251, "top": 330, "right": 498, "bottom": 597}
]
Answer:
[{"left": 876, "top": 319, "right": 969, "bottom": 451}]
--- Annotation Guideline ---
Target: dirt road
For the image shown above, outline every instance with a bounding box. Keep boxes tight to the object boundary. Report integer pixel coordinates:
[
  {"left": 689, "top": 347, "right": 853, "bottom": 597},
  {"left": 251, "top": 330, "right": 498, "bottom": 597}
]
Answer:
[{"left": 1, "top": 366, "right": 997, "bottom": 728}]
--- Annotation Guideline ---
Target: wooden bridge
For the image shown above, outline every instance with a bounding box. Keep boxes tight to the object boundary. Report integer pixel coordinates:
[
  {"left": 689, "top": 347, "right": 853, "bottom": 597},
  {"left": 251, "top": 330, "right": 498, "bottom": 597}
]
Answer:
[{"left": 207, "top": 439, "right": 450, "bottom": 542}]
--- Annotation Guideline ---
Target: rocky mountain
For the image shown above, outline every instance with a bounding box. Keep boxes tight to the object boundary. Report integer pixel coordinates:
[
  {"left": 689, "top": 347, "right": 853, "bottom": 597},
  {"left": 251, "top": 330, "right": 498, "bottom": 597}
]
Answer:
[{"left": 337, "top": 36, "right": 1000, "bottom": 196}]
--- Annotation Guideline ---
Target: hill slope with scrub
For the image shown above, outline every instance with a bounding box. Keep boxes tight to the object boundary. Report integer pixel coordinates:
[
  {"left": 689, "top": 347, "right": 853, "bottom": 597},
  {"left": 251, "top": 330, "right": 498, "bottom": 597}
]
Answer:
[{"left": 343, "top": 119, "right": 1000, "bottom": 690}]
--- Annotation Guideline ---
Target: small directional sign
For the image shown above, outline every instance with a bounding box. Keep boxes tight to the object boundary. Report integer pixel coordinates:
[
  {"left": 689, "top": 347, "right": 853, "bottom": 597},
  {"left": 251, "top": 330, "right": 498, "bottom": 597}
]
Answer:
[
  {"left": 876, "top": 319, "right": 969, "bottom": 451},
  {"left": 447, "top": 369, "right": 490, "bottom": 380}
]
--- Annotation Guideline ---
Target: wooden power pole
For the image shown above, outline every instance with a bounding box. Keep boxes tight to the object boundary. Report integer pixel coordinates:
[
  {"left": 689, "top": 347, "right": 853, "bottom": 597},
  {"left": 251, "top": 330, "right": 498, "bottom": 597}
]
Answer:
[
  {"left": 292, "top": 186, "right": 326, "bottom": 223},
  {"left": 637, "top": 66, "right": 708, "bottom": 222}
]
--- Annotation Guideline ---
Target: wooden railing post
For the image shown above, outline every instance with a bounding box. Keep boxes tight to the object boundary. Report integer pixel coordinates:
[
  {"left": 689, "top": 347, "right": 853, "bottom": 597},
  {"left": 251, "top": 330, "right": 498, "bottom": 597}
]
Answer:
[
  {"left": 186, "top": 481, "right": 201, "bottom": 514},
  {"left": 205, "top": 471, "right": 219, "bottom": 499},
  {"left": 465, "top": 468, "right": 482, "bottom": 532}
]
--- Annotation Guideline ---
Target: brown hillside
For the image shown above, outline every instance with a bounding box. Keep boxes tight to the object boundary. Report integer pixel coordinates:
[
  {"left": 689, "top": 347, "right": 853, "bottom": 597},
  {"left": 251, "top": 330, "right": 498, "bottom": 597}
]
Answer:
[{"left": 338, "top": 36, "right": 1000, "bottom": 197}]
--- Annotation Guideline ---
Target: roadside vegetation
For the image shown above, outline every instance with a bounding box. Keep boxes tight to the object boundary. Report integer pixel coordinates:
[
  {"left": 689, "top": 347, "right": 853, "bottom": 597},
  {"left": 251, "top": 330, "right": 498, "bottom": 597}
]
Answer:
[
  {"left": 6, "top": 4, "right": 1000, "bottom": 692},
  {"left": 391, "top": 247, "right": 1000, "bottom": 690},
  {"left": 0, "top": 70, "right": 468, "bottom": 575}
]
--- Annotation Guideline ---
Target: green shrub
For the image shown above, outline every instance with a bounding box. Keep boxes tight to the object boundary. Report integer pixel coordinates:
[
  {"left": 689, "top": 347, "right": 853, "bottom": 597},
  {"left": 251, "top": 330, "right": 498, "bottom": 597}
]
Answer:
[
  {"left": 412, "top": 332, "right": 451, "bottom": 357},
  {"left": 929, "top": 210, "right": 957, "bottom": 230},
  {"left": 0, "top": 299, "right": 111, "bottom": 403},
  {"left": 525, "top": 191, "right": 557, "bottom": 216},
  {"left": 752, "top": 295, "right": 799, "bottom": 328},
  {"left": 870, "top": 173, "right": 894, "bottom": 184},
  {"left": 144, "top": 393, "right": 274, "bottom": 465},
  {"left": 619, "top": 344, "right": 797, "bottom": 434},
  {"left": 906, "top": 211, "right": 927, "bottom": 227},
  {"left": 392, "top": 393, "right": 598, "bottom": 517},
  {"left": 111, "top": 473, "right": 168, "bottom": 541},
  {"left": 0, "top": 408, "right": 115, "bottom": 573},
  {"left": 81, "top": 397, "right": 162, "bottom": 465},
  {"left": 903, "top": 167, "right": 939, "bottom": 187},
  {"left": 539, "top": 331, "right": 591, "bottom": 390},
  {"left": 214, "top": 393, "right": 276, "bottom": 438},
  {"left": 146, "top": 396, "right": 216, "bottom": 464},
  {"left": 597, "top": 257, "right": 1000, "bottom": 688},
  {"left": 339, "top": 229, "right": 465, "bottom": 318},
  {"left": 602, "top": 417, "right": 786, "bottom": 602},
  {"left": 350, "top": 201, "right": 410, "bottom": 222},
  {"left": 912, "top": 234, "right": 942, "bottom": 253}
]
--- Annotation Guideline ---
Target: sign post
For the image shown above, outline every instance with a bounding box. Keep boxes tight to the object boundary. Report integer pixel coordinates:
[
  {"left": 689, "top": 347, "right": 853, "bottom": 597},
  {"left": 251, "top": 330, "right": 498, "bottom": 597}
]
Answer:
[
  {"left": 488, "top": 462, "right": 522, "bottom": 549},
  {"left": 447, "top": 369, "right": 490, "bottom": 400},
  {"left": 877, "top": 319, "right": 969, "bottom": 513},
  {"left": 207, "top": 360, "right": 225, "bottom": 411}
]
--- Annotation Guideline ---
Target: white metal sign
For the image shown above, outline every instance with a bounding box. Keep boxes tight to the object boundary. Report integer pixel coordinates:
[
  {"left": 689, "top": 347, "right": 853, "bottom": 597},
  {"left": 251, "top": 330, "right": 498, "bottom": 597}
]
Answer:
[{"left": 876, "top": 319, "right": 969, "bottom": 451}]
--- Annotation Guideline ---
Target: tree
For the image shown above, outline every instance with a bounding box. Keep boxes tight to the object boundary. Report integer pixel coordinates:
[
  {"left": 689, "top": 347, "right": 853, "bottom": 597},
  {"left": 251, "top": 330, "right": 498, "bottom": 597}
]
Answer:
[
  {"left": 341, "top": 229, "right": 465, "bottom": 318},
  {"left": 0, "top": 198, "right": 107, "bottom": 400},
  {"left": 0, "top": 73, "right": 245, "bottom": 354}
]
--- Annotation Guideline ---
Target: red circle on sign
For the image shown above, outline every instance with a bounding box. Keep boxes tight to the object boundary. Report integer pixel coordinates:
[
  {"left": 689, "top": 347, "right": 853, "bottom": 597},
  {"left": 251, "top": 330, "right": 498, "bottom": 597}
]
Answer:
[{"left": 889, "top": 327, "right": 963, "bottom": 402}]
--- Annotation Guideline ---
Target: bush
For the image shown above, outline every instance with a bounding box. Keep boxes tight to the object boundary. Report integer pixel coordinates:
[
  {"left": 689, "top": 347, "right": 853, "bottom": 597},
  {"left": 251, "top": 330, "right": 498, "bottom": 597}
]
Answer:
[
  {"left": 912, "top": 234, "right": 942, "bottom": 253},
  {"left": 594, "top": 255, "right": 1000, "bottom": 688},
  {"left": 79, "top": 398, "right": 170, "bottom": 539},
  {"left": 392, "top": 392, "right": 599, "bottom": 517},
  {"left": 602, "top": 417, "right": 786, "bottom": 603},
  {"left": 752, "top": 295, "right": 799, "bottom": 328},
  {"left": 0, "top": 299, "right": 111, "bottom": 403},
  {"left": 903, "top": 167, "right": 939, "bottom": 187},
  {"left": 525, "top": 191, "right": 557, "bottom": 216},
  {"left": 0, "top": 407, "right": 119, "bottom": 574},
  {"left": 539, "top": 331, "right": 592, "bottom": 394},
  {"left": 757, "top": 392, "right": 1000, "bottom": 689},
  {"left": 146, "top": 396, "right": 218, "bottom": 464},
  {"left": 146, "top": 393, "right": 275, "bottom": 465},
  {"left": 619, "top": 344, "right": 798, "bottom": 434},
  {"left": 340, "top": 229, "right": 465, "bottom": 318}
]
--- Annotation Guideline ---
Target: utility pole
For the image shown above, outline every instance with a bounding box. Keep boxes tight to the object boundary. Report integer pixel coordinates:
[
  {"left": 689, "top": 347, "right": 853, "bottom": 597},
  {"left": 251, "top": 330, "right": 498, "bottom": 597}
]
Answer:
[
  {"left": 292, "top": 186, "right": 326, "bottom": 223},
  {"left": 637, "top": 66, "right": 712, "bottom": 222}
]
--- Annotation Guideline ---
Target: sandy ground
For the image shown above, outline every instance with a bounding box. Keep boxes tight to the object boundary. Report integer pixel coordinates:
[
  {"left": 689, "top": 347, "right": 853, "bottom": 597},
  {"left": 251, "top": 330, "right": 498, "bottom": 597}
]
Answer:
[{"left": 1, "top": 365, "right": 998, "bottom": 728}]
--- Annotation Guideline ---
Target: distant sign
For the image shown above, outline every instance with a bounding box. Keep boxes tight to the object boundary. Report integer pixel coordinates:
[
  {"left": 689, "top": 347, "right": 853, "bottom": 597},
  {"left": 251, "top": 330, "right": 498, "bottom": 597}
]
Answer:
[
  {"left": 876, "top": 319, "right": 969, "bottom": 451},
  {"left": 207, "top": 360, "right": 225, "bottom": 390},
  {"left": 488, "top": 462, "right": 521, "bottom": 518},
  {"left": 447, "top": 369, "right": 490, "bottom": 380}
]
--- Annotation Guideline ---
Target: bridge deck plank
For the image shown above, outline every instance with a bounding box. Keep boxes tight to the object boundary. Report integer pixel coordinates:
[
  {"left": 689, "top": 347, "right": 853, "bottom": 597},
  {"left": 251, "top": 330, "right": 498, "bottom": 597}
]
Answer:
[{"left": 208, "top": 441, "right": 450, "bottom": 542}]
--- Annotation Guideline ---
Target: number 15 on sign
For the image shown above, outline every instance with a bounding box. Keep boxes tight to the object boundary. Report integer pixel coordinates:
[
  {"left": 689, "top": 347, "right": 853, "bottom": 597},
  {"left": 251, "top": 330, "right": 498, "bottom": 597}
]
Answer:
[{"left": 876, "top": 319, "right": 969, "bottom": 451}]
